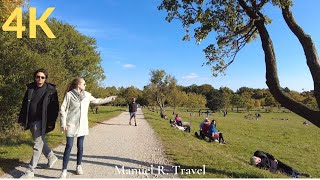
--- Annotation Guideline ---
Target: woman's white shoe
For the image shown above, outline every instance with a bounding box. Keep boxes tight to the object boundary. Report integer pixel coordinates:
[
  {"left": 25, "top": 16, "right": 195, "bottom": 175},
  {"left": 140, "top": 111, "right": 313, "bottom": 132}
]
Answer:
[{"left": 76, "top": 165, "right": 83, "bottom": 175}]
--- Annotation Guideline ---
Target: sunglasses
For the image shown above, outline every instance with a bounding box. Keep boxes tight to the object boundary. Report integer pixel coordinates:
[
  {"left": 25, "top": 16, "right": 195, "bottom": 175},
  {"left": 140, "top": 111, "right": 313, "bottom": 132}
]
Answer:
[{"left": 36, "top": 76, "right": 46, "bottom": 80}]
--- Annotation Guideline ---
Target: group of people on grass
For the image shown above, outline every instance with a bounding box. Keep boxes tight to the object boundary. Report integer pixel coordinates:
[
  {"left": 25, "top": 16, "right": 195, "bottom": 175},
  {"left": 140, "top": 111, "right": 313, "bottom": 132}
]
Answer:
[
  {"left": 18, "top": 68, "right": 117, "bottom": 178},
  {"left": 195, "top": 118, "right": 226, "bottom": 144},
  {"left": 169, "top": 112, "right": 226, "bottom": 144},
  {"left": 169, "top": 114, "right": 191, "bottom": 132},
  {"left": 170, "top": 113, "right": 310, "bottom": 177}
]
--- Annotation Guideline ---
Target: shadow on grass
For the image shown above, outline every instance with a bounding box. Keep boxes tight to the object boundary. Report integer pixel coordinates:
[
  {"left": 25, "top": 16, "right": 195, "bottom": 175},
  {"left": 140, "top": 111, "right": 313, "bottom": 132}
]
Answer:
[{"left": 90, "top": 108, "right": 125, "bottom": 114}]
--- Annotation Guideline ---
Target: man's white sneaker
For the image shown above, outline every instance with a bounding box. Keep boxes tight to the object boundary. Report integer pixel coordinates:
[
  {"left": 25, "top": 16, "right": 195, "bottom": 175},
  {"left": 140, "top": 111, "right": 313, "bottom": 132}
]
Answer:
[
  {"left": 59, "top": 169, "right": 67, "bottom": 178},
  {"left": 47, "top": 154, "right": 58, "bottom": 168},
  {"left": 76, "top": 165, "right": 83, "bottom": 175},
  {"left": 20, "top": 169, "right": 34, "bottom": 178}
]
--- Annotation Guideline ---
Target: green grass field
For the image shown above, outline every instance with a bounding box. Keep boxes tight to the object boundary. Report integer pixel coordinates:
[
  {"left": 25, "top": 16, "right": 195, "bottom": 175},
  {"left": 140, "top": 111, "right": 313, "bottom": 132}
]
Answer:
[
  {"left": 143, "top": 108, "right": 320, "bottom": 178},
  {"left": 0, "top": 106, "right": 126, "bottom": 176}
]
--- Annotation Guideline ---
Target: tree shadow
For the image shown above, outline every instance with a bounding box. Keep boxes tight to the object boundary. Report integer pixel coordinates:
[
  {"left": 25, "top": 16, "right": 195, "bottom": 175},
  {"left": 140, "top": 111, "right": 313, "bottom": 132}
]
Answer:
[
  {"left": 53, "top": 151, "right": 176, "bottom": 174},
  {"left": 95, "top": 122, "right": 130, "bottom": 126}
]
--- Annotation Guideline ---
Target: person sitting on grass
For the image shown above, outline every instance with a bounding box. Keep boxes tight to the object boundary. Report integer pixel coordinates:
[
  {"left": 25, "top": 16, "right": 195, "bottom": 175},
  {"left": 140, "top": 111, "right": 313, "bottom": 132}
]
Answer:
[
  {"left": 174, "top": 113, "right": 183, "bottom": 126},
  {"left": 208, "top": 119, "right": 226, "bottom": 144},
  {"left": 250, "top": 150, "right": 310, "bottom": 178},
  {"left": 195, "top": 118, "right": 211, "bottom": 139}
]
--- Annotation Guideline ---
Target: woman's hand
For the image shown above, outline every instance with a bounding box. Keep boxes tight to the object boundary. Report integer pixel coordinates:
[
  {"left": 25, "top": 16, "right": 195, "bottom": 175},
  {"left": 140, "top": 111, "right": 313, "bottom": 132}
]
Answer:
[{"left": 61, "top": 126, "right": 67, "bottom": 133}]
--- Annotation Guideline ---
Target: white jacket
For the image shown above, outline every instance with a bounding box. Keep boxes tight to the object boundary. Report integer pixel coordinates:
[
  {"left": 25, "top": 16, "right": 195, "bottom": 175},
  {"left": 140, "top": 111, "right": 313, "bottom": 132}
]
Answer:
[{"left": 60, "top": 90, "right": 115, "bottom": 137}]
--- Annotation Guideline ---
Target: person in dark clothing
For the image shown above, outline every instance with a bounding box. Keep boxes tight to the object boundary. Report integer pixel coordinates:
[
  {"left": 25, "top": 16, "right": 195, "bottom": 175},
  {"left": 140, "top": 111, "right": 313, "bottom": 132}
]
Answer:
[
  {"left": 250, "top": 150, "right": 310, "bottom": 178},
  {"left": 18, "top": 68, "right": 59, "bottom": 178},
  {"left": 199, "top": 118, "right": 210, "bottom": 139},
  {"left": 205, "top": 110, "right": 210, "bottom": 117},
  {"left": 128, "top": 97, "right": 138, "bottom": 126}
]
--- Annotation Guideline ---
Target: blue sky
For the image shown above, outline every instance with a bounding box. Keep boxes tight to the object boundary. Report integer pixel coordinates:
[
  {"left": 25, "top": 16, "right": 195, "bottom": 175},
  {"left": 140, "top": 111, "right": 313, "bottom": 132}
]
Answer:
[{"left": 29, "top": 0, "right": 320, "bottom": 92}]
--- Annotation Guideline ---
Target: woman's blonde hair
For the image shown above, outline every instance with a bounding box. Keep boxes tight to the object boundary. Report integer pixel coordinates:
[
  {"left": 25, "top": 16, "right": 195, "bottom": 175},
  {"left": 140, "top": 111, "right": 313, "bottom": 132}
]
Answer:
[{"left": 64, "top": 78, "right": 83, "bottom": 96}]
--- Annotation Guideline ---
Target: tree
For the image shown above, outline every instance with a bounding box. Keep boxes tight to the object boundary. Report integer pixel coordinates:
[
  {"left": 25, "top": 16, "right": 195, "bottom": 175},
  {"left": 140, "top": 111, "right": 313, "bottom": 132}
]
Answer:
[
  {"left": 185, "top": 92, "right": 207, "bottom": 110},
  {"left": 167, "top": 87, "right": 187, "bottom": 114},
  {"left": 231, "top": 94, "right": 244, "bottom": 112},
  {"left": 0, "top": 15, "right": 105, "bottom": 134},
  {"left": 122, "top": 86, "right": 142, "bottom": 104},
  {"left": 0, "top": 0, "right": 25, "bottom": 22},
  {"left": 148, "top": 69, "right": 177, "bottom": 117},
  {"left": 159, "top": 0, "right": 320, "bottom": 127},
  {"left": 206, "top": 89, "right": 223, "bottom": 112},
  {"left": 219, "top": 87, "right": 234, "bottom": 112}
]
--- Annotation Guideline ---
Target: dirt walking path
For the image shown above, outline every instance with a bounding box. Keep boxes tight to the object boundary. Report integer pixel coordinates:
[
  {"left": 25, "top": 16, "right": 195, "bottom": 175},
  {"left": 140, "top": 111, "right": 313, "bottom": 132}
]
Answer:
[{"left": 3, "top": 108, "right": 177, "bottom": 178}]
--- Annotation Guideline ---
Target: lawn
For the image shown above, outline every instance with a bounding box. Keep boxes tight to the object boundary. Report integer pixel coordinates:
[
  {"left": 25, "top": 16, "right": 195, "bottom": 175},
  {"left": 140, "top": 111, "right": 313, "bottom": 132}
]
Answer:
[
  {"left": 0, "top": 106, "right": 126, "bottom": 176},
  {"left": 143, "top": 108, "right": 320, "bottom": 178}
]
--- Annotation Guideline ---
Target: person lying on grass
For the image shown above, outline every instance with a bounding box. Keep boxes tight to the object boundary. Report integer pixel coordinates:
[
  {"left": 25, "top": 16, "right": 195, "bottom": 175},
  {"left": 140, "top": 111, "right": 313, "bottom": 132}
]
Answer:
[{"left": 250, "top": 150, "right": 310, "bottom": 178}]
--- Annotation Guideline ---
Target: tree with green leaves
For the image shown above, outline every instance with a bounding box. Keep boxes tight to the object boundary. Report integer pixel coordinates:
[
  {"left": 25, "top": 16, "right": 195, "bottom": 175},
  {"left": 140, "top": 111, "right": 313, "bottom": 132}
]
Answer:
[
  {"left": 231, "top": 94, "right": 244, "bottom": 112},
  {"left": 147, "top": 69, "right": 177, "bottom": 117},
  {"left": 122, "top": 86, "right": 142, "bottom": 104},
  {"left": 0, "top": 14, "right": 105, "bottom": 135},
  {"left": 159, "top": 0, "right": 320, "bottom": 127},
  {"left": 167, "top": 87, "right": 188, "bottom": 114},
  {"left": 185, "top": 92, "right": 207, "bottom": 110},
  {"left": 0, "top": 0, "right": 25, "bottom": 22},
  {"left": 219, "top": 87, "right": 234, "bottom": 113}
]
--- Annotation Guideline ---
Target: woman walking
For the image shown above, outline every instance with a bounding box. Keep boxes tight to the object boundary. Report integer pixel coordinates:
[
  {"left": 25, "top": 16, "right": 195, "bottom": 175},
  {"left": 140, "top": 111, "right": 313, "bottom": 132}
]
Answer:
[{"left": 59, "top": 78, "right": 116, "bottom": 178}]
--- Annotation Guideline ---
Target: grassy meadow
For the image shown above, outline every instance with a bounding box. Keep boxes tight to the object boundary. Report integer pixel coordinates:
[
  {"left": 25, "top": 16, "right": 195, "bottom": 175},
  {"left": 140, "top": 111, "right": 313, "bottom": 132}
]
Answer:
[
  {"left": 143, "top": 108, "right": 320, "bottom": 178},
  {"left": 0, "top": 106, "right": 126, "bottom": 176}
]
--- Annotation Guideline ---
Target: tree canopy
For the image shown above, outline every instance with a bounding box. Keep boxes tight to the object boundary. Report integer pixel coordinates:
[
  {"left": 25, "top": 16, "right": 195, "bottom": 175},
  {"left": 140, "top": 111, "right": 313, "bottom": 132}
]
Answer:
[{"left": 159, "top": 0, "right": 320, "bottom": 127}]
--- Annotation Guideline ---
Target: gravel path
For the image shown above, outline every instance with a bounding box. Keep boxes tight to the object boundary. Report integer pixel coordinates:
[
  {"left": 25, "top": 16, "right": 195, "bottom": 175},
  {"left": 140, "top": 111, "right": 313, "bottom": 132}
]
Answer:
[{"left": 3, "top": 108, "right": 178, "bottom": 178}]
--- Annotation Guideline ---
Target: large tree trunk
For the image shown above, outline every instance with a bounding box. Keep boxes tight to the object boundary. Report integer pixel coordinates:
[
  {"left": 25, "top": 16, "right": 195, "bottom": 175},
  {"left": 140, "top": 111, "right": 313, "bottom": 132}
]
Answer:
[
  {"left": 239, "top": 0, "right": 320, "bottom": 127},
  {"left": 281, "top": 6, "right": 320, "bottom": 107}
]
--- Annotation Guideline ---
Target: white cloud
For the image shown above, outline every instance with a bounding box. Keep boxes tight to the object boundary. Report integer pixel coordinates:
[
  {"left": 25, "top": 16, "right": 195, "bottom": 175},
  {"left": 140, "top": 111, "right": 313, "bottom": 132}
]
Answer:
[
  {"left": 182, "top": 73, "right": 199, "bottom": 80},
  {"left": 123, "top": 64, "right": 136, "bottom": 69}
]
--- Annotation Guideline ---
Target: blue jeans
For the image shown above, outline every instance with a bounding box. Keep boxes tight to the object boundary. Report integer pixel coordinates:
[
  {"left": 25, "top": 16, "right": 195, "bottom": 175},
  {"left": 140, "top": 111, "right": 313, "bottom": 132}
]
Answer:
[{"left": 62, "top": 136, "right": 85, "bottom": 170}]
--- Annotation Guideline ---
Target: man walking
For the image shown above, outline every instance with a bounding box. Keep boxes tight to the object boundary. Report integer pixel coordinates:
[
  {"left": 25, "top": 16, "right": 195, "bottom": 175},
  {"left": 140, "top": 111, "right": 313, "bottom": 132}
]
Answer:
[
  {"left": 128, "top": 97, "right": 138, "bottom": 126},
  {"left": 18, "top": 68, "right": 59, "bottom": 178}
]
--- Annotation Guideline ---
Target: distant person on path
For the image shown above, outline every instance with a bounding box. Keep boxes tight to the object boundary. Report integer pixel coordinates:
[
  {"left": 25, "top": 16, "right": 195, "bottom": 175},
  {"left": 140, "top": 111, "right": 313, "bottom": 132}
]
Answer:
[
  {"left": 129, "top": 97, "right": 138, "bottom": 126},
  {"left": 18, "top": 68, "right": 59, "bottom": 178},
  {"left": 250, "top": 150, "right": 310, "bottom": 178},
  {"left": 205, "top": 110, "right": 210, "bottom": 117},
  {"left": 59, "top": 78, "right": 116, "bottom": 178},
  {"left": 198, "top": 109, "right": 201, "bottom": 117}
]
